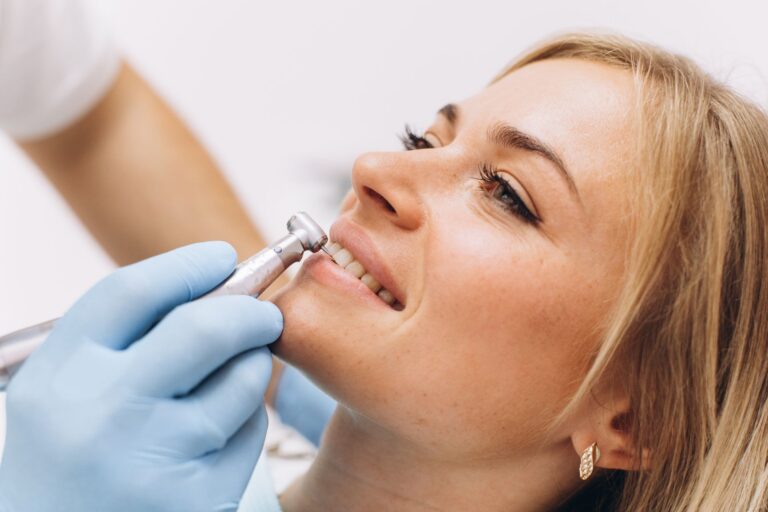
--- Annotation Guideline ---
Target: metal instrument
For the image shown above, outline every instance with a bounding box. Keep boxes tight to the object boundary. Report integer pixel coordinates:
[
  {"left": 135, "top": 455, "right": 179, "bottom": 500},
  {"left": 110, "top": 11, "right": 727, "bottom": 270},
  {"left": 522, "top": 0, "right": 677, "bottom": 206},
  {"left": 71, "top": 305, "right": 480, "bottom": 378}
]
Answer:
[{"left": 0, "top": 211, "right": 328, "bottom": 391}]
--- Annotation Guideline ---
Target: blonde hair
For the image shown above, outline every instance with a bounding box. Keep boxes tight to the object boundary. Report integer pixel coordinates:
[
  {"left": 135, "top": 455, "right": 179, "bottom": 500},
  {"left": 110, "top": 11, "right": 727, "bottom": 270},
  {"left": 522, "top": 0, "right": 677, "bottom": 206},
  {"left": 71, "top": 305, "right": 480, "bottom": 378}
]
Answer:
[{"left": 496, "top": 34, "right": 768, "bottom": 510}]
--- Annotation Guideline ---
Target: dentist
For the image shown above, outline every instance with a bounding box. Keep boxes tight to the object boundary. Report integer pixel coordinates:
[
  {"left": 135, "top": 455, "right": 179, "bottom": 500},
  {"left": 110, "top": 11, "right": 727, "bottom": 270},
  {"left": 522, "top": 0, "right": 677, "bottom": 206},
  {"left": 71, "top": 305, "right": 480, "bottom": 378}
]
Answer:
[{"left": 0, "top": 0, "right": 334, "bottom": 509}]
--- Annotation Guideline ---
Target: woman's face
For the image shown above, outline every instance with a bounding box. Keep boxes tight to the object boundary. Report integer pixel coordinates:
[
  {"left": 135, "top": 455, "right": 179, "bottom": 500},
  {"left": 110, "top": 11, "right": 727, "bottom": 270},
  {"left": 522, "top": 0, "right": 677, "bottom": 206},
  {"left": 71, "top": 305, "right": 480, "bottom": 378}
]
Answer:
[{"left": 272, "top": 58, "right": 636, "bottom": 458}]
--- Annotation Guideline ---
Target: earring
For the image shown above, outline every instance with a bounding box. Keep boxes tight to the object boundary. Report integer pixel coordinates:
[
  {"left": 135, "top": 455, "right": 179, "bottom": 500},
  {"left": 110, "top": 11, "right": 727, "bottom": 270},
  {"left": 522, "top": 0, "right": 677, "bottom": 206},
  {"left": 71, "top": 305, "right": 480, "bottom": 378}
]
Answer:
[{"left": 579, "top": 442, "right": 601, "bottom": 480}]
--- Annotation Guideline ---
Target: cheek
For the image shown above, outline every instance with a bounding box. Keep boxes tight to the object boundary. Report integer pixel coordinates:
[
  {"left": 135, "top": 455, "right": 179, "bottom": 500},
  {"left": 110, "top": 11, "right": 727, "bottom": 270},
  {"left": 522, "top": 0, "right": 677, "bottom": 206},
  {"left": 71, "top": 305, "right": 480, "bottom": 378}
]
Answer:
[
  {"left": 386, "top": 225, "right": 602, "bottom": 454},
  {"left": 422, "top": 218, "right": 592, "bottom": 356}
]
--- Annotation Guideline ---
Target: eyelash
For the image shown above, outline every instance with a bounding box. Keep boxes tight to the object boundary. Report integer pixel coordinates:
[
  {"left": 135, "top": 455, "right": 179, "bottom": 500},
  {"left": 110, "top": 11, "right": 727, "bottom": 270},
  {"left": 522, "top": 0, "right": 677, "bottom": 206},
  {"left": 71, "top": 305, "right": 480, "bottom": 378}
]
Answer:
[
  {"left": 398, "top": 125, "right": 541, "bottom": 225},
  {"left": 399, "top": 125, "right": 433, "bottom": 151}
]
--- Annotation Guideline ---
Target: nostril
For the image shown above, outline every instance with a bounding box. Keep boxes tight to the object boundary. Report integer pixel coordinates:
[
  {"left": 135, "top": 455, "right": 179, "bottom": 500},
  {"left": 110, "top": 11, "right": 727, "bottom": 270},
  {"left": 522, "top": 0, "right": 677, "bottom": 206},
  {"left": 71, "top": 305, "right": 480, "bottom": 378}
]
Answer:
[{"left": 364, "top": 186, "right": 396, "bottom": 214}]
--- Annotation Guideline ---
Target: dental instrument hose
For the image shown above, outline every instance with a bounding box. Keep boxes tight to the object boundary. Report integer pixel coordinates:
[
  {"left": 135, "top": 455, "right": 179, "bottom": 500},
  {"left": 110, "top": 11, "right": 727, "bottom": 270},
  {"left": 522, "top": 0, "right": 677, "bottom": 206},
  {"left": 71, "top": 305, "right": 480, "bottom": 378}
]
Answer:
[{"left": 0, "top": 212, "right": 328, "bottom": 391}]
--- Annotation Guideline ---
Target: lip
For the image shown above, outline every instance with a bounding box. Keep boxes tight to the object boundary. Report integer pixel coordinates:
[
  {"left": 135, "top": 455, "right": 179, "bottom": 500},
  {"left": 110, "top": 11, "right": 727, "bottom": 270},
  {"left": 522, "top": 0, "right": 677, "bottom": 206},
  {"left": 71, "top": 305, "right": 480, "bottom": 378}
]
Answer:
[
  {"left": 328, "top": 216, "right": 406, "bottom": 307},
  {"left": 302, "top": 252, "right": 394, "bottom": 311}
]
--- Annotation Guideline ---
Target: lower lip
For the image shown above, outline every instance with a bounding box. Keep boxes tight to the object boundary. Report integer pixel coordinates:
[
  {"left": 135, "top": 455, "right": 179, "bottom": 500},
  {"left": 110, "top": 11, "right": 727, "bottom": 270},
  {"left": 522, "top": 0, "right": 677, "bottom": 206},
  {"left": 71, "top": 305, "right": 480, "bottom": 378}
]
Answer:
[{"left": 301, "top": 253, "right": 393, "bottom": 311}]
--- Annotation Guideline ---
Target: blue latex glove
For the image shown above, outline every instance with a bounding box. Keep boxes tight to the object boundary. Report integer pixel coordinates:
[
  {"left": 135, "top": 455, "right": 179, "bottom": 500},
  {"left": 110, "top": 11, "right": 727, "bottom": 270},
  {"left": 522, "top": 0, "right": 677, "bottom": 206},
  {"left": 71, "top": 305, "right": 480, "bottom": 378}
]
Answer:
[
  {"left": 275, "top": 365, "right": 336, "bottom": 446},
  {"left": 0, "top": 242, "right": 282, "bottom": 512}
]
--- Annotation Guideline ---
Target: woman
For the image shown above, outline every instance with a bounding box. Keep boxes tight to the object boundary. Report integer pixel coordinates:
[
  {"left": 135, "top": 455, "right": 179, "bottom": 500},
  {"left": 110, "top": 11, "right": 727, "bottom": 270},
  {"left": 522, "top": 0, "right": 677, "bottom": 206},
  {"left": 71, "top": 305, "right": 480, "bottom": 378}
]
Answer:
[{"left": 269, "top": 33, "right": 768, "bottom": 510}]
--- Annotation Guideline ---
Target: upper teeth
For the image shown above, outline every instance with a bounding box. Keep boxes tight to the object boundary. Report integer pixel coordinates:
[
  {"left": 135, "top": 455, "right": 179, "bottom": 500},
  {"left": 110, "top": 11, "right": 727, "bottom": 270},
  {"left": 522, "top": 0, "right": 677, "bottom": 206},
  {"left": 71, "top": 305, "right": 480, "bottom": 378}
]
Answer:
[{"left": 324, "top": 241, "right": 402, "bottom": 310}]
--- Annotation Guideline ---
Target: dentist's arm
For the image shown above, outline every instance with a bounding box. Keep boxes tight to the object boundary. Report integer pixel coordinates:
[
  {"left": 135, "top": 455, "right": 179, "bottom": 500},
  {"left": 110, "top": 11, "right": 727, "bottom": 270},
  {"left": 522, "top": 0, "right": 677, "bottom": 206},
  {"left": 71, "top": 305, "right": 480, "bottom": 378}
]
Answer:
[{"left": 18, "top": 62, "right": 269, "bottom": 266}]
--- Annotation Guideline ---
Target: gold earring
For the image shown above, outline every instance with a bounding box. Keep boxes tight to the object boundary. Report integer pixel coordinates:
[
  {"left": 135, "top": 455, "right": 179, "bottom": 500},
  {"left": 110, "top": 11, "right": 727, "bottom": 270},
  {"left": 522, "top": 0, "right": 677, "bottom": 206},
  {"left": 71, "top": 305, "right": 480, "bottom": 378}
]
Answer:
[{"left": 579, "top": 442, "right": 601, "bottom": 480}]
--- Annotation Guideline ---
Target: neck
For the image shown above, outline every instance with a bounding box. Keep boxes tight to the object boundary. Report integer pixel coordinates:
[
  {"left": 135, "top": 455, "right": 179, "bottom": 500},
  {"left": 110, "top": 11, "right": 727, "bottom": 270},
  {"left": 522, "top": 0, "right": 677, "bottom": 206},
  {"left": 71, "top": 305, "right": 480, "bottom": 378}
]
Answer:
[{"left": 279, "top": 408, "right": 582, "bottom": 512}]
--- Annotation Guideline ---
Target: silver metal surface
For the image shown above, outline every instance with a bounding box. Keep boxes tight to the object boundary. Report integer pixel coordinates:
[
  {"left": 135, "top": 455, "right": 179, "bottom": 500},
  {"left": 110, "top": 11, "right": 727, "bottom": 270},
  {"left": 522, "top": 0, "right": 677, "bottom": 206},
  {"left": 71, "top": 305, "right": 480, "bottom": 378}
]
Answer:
[
  {"left": 202, "top": 240, "right": 289, "bottom": 299},
  {"left": 287, "top": 212, "right": 328, "bottom": 253},
  {"left": 0, "top": 211, "right": 327, "bottom": 391},
  {"left": 0, "top": 319, "right": 57, "bottom": 390}
]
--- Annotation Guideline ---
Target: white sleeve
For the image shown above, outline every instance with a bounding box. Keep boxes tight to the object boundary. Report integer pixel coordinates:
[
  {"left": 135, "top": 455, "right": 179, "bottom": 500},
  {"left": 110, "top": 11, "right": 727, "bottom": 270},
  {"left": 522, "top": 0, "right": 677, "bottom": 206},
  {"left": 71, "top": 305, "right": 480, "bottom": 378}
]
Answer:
[{"left": 0, "top": 0, "right": 120, "bottom": 140}]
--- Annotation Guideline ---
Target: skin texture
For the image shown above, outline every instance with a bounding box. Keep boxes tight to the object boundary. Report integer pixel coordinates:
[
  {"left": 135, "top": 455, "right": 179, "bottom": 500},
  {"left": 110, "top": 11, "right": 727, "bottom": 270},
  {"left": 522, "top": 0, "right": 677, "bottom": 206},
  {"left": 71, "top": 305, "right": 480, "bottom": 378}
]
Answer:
[{"left": 273, "top": 59, "right": 640, "bottom": 511}]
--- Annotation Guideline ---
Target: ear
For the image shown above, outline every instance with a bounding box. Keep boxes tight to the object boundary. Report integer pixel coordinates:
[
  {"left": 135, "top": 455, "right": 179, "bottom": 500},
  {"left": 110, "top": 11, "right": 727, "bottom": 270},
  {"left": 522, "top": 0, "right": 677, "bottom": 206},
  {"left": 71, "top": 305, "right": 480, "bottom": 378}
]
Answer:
[{"left": 570, "top": 392, "right": 651, "bottom": 472}]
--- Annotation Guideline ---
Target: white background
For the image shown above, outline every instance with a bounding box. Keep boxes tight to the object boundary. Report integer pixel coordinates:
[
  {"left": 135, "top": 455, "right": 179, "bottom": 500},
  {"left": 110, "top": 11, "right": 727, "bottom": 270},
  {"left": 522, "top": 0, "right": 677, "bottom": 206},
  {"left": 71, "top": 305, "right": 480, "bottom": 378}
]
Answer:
[{"left": 1, "top": 0, "right": 767, "bottom": 334}]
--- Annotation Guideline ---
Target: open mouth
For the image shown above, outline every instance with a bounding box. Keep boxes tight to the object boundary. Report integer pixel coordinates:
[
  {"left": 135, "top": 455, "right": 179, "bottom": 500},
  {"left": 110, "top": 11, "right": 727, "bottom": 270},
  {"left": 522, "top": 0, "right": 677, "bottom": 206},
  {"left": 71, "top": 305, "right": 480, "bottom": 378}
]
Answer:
[{"left": 324, "top": 241, "right": 405, "bottom": 311}]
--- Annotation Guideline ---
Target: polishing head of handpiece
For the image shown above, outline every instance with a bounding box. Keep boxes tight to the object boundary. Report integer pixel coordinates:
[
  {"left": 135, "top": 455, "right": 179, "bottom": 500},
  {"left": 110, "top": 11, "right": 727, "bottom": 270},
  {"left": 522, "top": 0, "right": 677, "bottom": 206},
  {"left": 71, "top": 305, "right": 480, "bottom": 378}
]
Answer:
[{"left": 287, "top": 212, "right": 328, "bottom": 253}]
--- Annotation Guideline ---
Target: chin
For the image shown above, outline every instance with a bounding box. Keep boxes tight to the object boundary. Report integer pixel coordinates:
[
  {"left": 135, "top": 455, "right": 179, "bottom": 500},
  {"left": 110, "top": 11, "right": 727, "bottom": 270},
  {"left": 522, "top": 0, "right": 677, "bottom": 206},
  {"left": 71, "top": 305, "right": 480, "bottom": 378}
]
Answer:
[
  {"left": 271, "top": 277, "right": 333, "bottom": 367},
  {"left": 268, "top": 273, "right": 366, "bottom": 400},
  {"left": 269, "top": 272, "right": 402, "bottom": 413}
]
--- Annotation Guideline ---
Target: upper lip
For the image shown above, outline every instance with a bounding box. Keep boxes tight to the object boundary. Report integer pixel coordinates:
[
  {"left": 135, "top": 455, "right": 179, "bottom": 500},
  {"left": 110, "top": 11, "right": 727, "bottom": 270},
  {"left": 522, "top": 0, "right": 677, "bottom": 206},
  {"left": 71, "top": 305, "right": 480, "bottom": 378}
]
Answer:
[{"left": 328, "top": 217, "right": 405, "bottom": 306}]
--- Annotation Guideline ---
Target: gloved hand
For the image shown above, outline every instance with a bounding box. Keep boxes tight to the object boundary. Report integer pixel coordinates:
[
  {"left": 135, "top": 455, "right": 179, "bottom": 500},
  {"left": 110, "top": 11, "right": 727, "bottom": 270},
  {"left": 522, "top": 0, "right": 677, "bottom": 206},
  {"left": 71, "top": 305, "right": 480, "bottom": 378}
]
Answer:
[
  {"left": 0, "top": 242, "right": 282, "bottom": 512},
  {"left": 275, "top": 365, "right": 336, "bottom": 446}
]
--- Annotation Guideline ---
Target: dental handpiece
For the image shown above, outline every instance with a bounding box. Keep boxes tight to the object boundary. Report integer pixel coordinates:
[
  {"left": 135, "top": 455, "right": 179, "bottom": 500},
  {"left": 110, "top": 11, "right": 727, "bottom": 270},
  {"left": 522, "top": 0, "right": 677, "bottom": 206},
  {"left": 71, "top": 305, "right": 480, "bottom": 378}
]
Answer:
[{"left": 0, "top": 212, "right": 328, "bottom": 391}]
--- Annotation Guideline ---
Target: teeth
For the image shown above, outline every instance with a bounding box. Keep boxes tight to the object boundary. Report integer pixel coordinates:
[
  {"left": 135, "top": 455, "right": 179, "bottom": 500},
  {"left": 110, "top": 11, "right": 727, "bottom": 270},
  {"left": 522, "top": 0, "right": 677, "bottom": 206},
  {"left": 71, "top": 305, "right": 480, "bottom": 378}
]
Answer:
[
  {"left": 325, "top": 242, "right": 342, "bottom": 255},
  {"left": 333, "top": 248, "right": 354, "bottom": 267},
  {"left": 326, "top": 240, "right": 402, "bottom": 310},
  {"left": 377, "top": 289, "right": 395, "bottom": 305},
  {"left": 360, "top": 273, "right": 381, "bottom": 293},
  {"left": 344, "top": 261, "right": 366, "bottom": 278}
]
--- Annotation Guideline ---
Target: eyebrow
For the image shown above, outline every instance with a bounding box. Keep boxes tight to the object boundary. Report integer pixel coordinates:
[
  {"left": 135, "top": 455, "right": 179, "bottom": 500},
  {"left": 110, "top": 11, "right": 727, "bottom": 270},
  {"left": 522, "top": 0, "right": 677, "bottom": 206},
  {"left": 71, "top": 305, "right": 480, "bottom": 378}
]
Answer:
[
  {"left": 437, "top": 103, "right": 580, "bottom": 199},
  {"left": 438, "top": 103, "right": 458, "bottom": 124}
]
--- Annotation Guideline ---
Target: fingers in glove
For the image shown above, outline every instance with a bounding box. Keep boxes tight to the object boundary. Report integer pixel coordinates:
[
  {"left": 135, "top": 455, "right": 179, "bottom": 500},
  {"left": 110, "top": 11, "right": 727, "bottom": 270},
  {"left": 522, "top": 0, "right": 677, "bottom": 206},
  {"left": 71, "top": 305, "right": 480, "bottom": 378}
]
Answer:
[
  {"left": 128, "top": 296, "right": 282, "bottom": 397},
  {"left": 52, "top": 242, "right": 237, "bottom": 351},
  {"left": 200, "top": 407, "right": 270, "bottom": 503},
  {"left": 175, "top": 348, "right": 272, "bottom": 457}
]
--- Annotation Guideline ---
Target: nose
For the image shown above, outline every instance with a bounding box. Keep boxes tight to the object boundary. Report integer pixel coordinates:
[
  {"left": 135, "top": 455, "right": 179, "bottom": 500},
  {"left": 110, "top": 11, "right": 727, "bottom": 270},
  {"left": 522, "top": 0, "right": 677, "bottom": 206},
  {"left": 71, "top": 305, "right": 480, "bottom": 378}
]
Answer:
[{"left": 350, "top": 151, "right": 424, "bottom": 230}]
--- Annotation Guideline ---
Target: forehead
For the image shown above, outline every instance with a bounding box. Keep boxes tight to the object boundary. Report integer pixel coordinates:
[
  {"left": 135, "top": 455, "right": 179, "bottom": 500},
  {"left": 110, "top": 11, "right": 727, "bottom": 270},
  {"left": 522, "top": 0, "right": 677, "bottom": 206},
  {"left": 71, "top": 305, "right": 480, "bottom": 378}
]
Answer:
[{"left": 459, "top": 59, "right": 636, "bottom": 185}]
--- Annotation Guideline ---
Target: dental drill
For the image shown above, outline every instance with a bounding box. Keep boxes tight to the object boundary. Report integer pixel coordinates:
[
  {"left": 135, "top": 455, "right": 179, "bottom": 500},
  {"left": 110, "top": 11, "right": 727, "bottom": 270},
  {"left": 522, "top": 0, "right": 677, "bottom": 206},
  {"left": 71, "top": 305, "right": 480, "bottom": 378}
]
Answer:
[{"left": 0, "top": 212, "right": 328, "bottom": 391}]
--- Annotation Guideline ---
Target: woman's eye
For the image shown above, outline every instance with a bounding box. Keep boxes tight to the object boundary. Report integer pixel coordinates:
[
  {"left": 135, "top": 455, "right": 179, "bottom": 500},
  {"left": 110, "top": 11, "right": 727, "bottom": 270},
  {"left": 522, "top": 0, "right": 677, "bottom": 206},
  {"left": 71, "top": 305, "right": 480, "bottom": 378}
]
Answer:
[
  {"left": 399, "top": 125, "right": 434, "bottom": 151},
  {"left": 477, "top": 164, "right": 540, "bottom": 225},
  {"left": 397, "top": 126, "right": 539, "bottom": 225}
]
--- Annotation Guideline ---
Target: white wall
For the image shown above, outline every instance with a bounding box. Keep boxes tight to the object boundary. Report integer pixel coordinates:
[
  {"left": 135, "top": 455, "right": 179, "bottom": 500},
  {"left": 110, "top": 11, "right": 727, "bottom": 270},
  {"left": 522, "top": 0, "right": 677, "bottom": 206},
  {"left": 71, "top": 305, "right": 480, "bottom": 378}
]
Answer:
[{"left": 1, "top": 0, "right": 767, "bottom": 333}]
